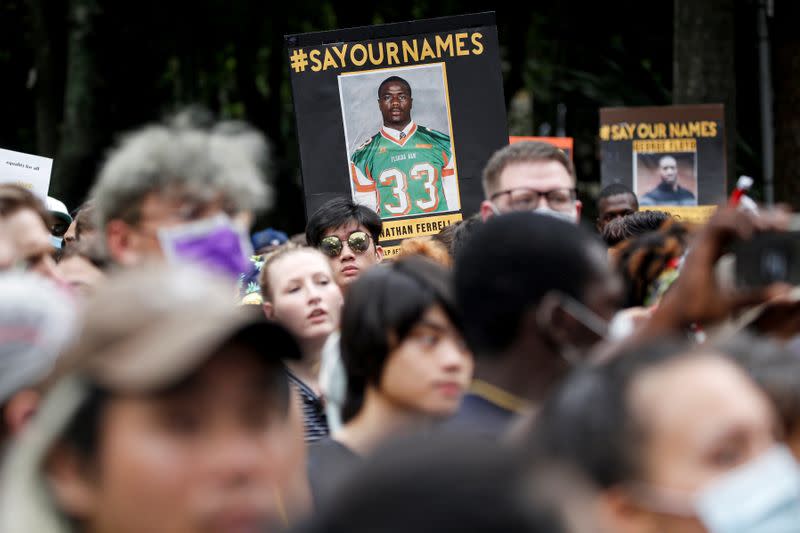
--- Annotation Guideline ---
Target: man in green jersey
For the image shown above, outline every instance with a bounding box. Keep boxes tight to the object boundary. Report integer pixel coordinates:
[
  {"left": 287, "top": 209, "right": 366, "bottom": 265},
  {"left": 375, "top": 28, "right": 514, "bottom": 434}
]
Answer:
[{"left": 349, "top": 76, "right": 459, "bottom": 219}]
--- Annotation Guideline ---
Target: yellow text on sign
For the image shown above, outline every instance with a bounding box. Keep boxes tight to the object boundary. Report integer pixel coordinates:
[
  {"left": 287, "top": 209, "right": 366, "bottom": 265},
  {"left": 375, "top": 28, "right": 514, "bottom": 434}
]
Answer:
[
  {"left": 379, "top": 212, "right": 463, "bottom": 242},
  {"left": 643, "top": 205, "right": 718, "bottom": 225}
]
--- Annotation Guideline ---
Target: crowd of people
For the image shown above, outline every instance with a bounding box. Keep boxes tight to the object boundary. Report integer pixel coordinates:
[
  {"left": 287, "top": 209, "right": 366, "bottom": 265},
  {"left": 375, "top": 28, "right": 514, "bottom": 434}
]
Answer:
[{"left": 1, "top": 111, "right": 799, "bottom": 533}]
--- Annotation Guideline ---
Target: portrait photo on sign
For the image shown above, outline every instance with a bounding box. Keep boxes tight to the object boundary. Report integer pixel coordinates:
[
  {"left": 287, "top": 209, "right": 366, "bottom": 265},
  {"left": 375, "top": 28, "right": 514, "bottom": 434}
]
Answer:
[
  {"left": 634, "top": 152, "right": 698, "bottom": 207},
  {"left": 339, "top": 63, "right": 460, "bottom": 220}
]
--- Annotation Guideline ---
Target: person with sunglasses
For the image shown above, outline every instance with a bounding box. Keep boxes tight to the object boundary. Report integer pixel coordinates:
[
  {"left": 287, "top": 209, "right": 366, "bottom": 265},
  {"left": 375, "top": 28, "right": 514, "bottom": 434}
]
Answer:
[
  {"left": 89, "top": 110, "right": 269, "bottom": 276},
  {"left": 305, "top": 197, "right": 384, "bottom": 291},
  {"left": 479, "top": 141, "right": 582, "bottom": 224}
]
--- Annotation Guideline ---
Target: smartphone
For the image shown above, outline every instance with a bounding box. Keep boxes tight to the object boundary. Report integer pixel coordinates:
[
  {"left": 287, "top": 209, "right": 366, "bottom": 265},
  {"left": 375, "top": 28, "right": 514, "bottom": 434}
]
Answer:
[{"left": 734, "top": 231, "right": 800, "bottom": 288}]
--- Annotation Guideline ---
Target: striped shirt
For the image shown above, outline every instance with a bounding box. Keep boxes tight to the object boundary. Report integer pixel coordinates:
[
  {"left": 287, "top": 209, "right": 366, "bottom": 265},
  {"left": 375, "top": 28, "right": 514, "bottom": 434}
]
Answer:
[{"left": 287, "top": 370, "right": 329, "bottom": 443}]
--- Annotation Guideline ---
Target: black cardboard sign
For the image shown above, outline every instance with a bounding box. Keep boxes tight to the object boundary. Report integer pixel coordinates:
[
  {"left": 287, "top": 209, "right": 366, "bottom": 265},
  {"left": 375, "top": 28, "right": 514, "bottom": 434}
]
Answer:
[
  {"left": 286, "top": 12, "right": 508, "bottom": 256},
  {"left": 599, "top": 104, "right": 726, "bottom": 207}
]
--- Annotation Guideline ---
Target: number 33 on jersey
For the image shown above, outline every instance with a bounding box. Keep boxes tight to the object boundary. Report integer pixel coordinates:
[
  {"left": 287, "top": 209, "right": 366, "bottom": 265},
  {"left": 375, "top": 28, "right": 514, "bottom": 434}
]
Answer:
[{"left": 349, "top": 124, "right": 459, "bottom": 218}]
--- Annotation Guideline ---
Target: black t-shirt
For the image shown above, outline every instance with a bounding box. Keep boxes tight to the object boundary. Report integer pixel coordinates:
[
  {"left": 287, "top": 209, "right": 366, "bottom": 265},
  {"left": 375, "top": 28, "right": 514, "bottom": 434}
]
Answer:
[
  {"left": 444, "top": 392, "right": 517, "bottom": 438},
  {"left": 307, "top": 438, "right": 361, "bottom": 510},
  {"left": 640, "top": 182, "right": 696, "bottom": 206}
]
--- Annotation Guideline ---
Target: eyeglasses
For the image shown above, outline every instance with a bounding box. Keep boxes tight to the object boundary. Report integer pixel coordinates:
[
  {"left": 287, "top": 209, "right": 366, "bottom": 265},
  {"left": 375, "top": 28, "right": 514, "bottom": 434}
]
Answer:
[
  {"left": 319, "top": 231, "right": 371, "bottom": 257},
  {"left": 490, "top": 187, "right": 576, "bottom": 212}
]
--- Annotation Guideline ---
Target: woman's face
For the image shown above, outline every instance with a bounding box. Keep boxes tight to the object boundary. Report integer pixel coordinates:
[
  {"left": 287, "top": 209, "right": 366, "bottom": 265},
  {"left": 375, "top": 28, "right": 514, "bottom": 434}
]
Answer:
[
  {"left": 378, "top": 305, "right": 473, "bottom": 418},
  {"left": 263, "top": 250, "right": 343, "bottom": 345},
  {"left": 621, "top": 354, "right": 778, "bottom": 533}
]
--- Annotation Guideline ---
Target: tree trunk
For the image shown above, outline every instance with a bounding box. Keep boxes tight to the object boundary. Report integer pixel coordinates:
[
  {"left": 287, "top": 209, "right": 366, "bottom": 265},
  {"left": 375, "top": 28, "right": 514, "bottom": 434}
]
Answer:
[
  {"left": 26, "top": 0, "right": 67, "bottom": 159},
  {"left": 501, "top": 9, "right": 529, "bottom": 110},
  {"left": 673, "top": 0, "right": 736, "bottom": 190},
  {"left": 51, "top": 0, "right": 102, "bottom": 207},
  {"left": 773, "top": 2, "right": 800, "bottom": 208}
]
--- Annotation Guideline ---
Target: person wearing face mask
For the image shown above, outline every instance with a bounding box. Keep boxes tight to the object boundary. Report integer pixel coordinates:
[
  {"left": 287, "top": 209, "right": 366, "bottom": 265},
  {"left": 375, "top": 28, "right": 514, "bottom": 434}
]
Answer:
[
  {"left": 448, "top": 212, "right": 623, "bottom": 438},
  {"left": 45, "top": 196, "right": 73, "bottom": 252},
  {"left": 479, "top": 141, "right": 582, "bottom": 223},
  {"left": 260, "top": 245, "right": 345, "bottom": 443},
  {"left": 89, "top": 109, "right": 271, "bottom": 278},
  {"left": 531, "top": 338, "right": 800, "bottom": 533},
  {"left": 718, "top": 333, "right": 800, "bottom": 462}
]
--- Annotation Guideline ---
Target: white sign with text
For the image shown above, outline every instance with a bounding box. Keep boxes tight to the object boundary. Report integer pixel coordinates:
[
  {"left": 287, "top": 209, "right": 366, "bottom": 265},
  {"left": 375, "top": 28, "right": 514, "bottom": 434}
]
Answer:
[{"left": 0, "top": 147, "right": 53, "bottom": 199}]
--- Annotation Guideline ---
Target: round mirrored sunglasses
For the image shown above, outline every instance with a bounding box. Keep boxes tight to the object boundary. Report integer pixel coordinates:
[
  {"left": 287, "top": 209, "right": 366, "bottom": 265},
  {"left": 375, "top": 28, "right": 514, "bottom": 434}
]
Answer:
[{"left": 319, "top": 231, "right": 371, "bottom": 258}]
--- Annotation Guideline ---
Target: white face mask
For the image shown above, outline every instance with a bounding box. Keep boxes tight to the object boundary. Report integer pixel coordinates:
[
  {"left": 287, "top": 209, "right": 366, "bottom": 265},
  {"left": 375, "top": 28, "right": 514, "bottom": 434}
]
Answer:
[
  {"left": 696, "top": 445, "right": 800, "bottom": 533},
  {"left": 536, "top": 291, "right": 609, "bottom": 367},
  {"left": 607, "top": 311, "right": 637, "bottom": 340},
  {"left": 630, "top": 445, "right": 800, "bottom": 533},
  {"left": 489, "top": 202, "right": 578, "bottom": 224},
  {"left": 556, "top": 292, "right": 609, "bottom": 339},
  {"left": 533, "top": 205, "right": 578, "bottom": 224}
]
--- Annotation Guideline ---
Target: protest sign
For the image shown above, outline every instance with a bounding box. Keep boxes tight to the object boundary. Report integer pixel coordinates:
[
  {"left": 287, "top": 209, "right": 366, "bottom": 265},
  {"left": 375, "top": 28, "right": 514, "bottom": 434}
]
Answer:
[
  {"left": 0, "top": 148, "right": 53, "bottom": 200},
  {"left": 599, "top": 104, "right": 725, "bottom": 214},
  {"left": 286, "top": 12, "right": 508, "bottom": 257}
]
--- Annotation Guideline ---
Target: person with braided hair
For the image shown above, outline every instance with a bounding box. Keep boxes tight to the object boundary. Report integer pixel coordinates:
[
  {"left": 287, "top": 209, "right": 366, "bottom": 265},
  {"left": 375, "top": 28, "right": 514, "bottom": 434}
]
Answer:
[
  {"left": 601, "top": 209, "right": 672, "bottom": 247},
  {"left": 611, "top": 217, "right": 691, "bottom": 308}
]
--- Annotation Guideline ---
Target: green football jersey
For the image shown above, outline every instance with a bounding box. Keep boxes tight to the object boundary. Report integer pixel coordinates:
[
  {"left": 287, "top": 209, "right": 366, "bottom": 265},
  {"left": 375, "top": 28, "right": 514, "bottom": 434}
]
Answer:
[{"left": 350, "top": 123, "right": 457, "bottom": 218}]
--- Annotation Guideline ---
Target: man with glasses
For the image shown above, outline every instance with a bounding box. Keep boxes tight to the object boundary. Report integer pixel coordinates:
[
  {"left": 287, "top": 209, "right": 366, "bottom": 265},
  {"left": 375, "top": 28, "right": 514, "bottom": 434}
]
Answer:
[
  {"left": 306, "top": 197, "right": 383, "bottom": 291},
  {"left": 479, "top": 141, "right": 581, "bottom": 223}
]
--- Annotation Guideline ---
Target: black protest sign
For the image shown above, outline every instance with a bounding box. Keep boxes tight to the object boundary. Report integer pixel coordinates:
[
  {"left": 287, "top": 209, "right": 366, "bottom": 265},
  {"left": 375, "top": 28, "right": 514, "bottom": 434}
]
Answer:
[
  {"left": 286, "top": 12, "right": 508, "bottom": 257},
  {"left": 599, "top": 104, "right": 726, "bottom": 208}
]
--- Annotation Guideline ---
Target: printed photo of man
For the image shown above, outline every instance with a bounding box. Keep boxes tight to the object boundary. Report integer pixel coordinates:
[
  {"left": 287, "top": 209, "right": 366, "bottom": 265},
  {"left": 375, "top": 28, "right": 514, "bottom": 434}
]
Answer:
[
  {"left": 349, "top": 75, "right": 459, "bottom": 218},
  {"left": 639, "top": 154, "right": 697, "bottom": 206}
]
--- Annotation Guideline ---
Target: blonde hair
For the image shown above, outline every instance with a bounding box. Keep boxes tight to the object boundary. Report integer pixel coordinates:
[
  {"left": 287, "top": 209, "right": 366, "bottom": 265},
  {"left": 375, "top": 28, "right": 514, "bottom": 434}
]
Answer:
[{"left": 258, "top": 244, "right": 332, "bottom": 302}]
